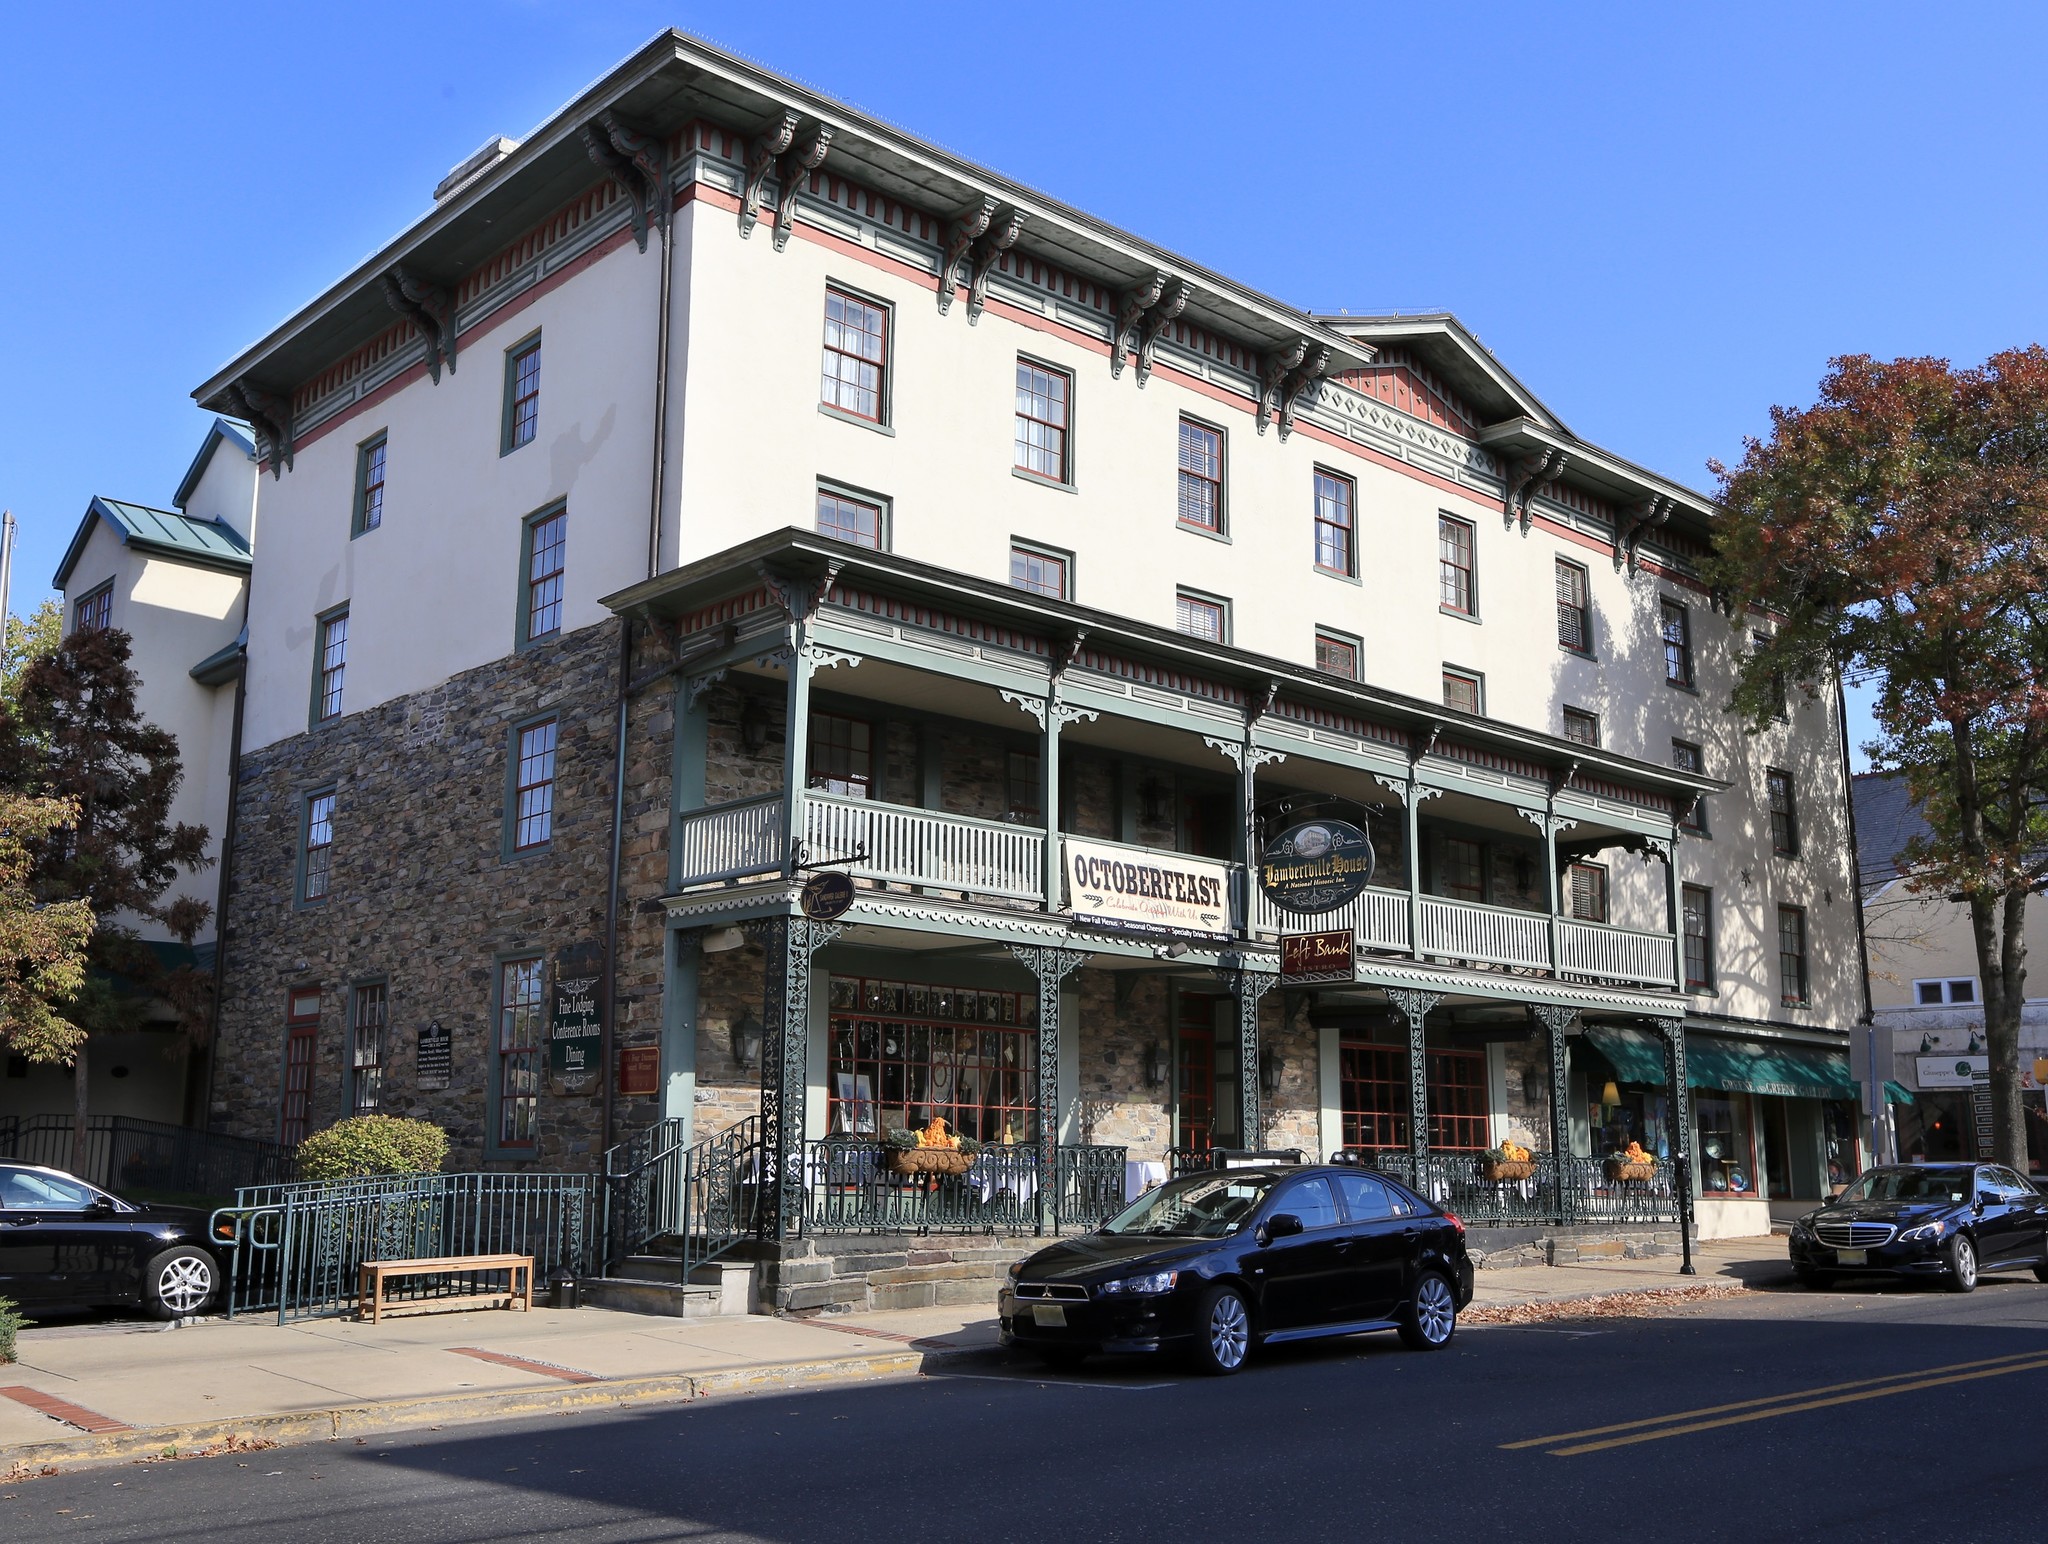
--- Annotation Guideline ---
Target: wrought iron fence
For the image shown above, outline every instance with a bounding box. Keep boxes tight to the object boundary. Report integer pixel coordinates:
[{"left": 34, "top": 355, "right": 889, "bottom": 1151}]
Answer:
[
  {"left": 0, "top": 1114, "right": 296, "bottom": 1200},
  {"left": 1567, "top": 1154, "right": 1680, "bottom": 1225},
  {"left": 1353, "top": 1149, "right": 1680, "bottom": 1228},
  {"left": 211, "top": 1171, "right": 599, "bottom": 1323},
  {"left": 603, "top": 1114, "right": 759, "bottom": 1277},
  {"left": 797, "top": 1141, "right": 1128, "bottom": 1236},
  {"left": 1055, "top": 1144, "right": 1129, "bottom": 1230}
]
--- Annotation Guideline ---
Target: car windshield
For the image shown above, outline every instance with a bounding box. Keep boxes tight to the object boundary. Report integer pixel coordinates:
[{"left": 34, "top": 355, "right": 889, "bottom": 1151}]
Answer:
[
  {"left": 1839, "top": 1168, "right": 1971, "bottom": 1205},
  {"left": 1101, "top": 1173, "right": 1276, "bottom": 1238}
]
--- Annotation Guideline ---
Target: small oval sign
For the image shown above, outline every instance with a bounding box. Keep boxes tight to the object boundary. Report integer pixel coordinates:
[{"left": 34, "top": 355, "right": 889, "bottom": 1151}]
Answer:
[
  {"left": 1259, "top": 819, "right": 1374, "bottom": 915},
  {"left": 801, "top": 869, "right": 856, "bottom": 922}
]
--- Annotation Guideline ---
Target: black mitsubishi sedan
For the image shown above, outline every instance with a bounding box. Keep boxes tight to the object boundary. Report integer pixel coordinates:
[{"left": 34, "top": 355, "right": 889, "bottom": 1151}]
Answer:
[
  {"left": 0, "top": 1162, "right": 223, "bottom": 1318},
  {"left": 999, "top": 1165, "right": 1474, "bottom": 1375},
  {"left": 1788, "top": 1163, "right": 2048, "bottom": 1292}
]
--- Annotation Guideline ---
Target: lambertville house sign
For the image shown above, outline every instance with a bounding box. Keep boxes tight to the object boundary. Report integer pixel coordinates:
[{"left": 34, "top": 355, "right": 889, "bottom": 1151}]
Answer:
[{"left": 1259, "top": 820, "right": 1375, "bottom": 915}]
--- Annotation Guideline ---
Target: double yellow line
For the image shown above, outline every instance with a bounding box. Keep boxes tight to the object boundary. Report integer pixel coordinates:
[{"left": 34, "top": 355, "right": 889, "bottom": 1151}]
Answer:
[{"left": 1503, "top": 1348, "right": 2048, "bottom": 1456}]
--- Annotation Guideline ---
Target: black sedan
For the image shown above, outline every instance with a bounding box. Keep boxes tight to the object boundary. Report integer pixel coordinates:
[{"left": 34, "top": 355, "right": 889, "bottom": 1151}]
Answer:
[
  {"left": 1789, "top": 1163, "right": 2048, "bottom": 1292},
  {"left": 998, "top": 1164, "right": 1474, "bottom": 1375},
  {"left": 0, "top": 1162, "right": 222, "bottom": 1318}
]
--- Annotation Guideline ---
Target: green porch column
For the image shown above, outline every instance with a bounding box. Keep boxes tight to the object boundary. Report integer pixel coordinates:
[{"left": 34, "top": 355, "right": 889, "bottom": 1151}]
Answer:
[
  {"left": 1533, "top": 1005, "right": 1578, "bottom": 1222},
  {"left": 1009, "top": 945, "right": 1087, "bottom": 1233},
  {"left": 1653, "top": 835, "right": 1682, "bottom": 991},
  {"left": 1657, "top": 1015, "right": 1695, "bottom": 1270},
  {"left": 1386, "top": 989, "right": 1443, "bottom": 1165},
  {"left": 751, "top": 916, "right": 841, "bottom": 1242},
  {"left": 1403, "top": 780, "right": 1442, "bottom": 959},
  {"left": 1003, "top": 690, "right": 1099, "bottom": 909},
  {"left": 1206, "top": 732, "right": 1287, "bottom": 934},
  {"left": 1523, "top": 809, "right": 1575, "bottom": 976}
]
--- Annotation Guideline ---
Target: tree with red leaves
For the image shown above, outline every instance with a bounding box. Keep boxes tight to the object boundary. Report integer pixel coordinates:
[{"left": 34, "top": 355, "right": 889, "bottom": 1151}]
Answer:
[
  {"left": 0, "top": 626, "right": 211, "bottom": 1170},
  {"left": 1710, "top": 349, "right": 2048, "bottom": 1173}
]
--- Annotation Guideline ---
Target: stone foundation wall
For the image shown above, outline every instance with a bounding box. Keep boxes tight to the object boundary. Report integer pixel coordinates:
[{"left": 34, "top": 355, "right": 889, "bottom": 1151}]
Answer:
[{"left": 763, "top": 1234, "right": 1038, "bottom": 1313}]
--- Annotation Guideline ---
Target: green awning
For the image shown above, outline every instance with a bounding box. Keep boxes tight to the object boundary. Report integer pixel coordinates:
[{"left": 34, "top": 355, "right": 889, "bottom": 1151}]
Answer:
[
  {"left": 1884, "top": 1079, "right": 1916, "bottom": 1106},
  {"left": 1583, "top": 1026, "right": 1857, "bottom": 1101}
]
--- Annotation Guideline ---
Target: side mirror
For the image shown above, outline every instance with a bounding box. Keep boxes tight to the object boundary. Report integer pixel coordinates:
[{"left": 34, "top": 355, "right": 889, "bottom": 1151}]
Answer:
[
  {"left": 89, "top": 1195, "right": 117, "bottom": 1214},
  {"left": 1259, "top": 1212, "right": 1304, "bottom": 1245}
]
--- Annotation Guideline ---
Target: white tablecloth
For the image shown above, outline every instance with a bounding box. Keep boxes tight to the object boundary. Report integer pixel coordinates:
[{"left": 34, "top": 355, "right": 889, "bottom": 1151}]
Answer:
[{"left": 1124, "top": 1159, "right": 1167, "bottom": 1200}]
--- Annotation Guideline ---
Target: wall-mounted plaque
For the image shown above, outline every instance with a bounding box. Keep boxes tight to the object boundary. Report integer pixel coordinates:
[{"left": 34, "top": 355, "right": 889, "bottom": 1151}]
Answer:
[
  {"left": 416, "top": 1022, "right": 452, "bottom": 1091},
  {"left": 550, "top": 972, "right": 604, "bottom": 1096},
  {"left": 618, "top": 1045, "right": 661, "bottom": 1098},
  {"left": 1280, "top": 929, "right": 1356, "bottom": 983}
]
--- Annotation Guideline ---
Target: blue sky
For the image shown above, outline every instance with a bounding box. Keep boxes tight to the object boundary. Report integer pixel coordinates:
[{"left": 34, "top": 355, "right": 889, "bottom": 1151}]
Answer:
[{"left": 4, "top": 2, "right": 2043, "bottom": 763}]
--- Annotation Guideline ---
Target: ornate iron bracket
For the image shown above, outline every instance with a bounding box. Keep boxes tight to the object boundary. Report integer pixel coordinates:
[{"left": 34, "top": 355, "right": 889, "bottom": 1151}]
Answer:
[
  {"left": 1109, "top": 272, "right": 1167, "bottom": 379},
  {"left": 1202, "top": 735, "right": 1288, "bottom": 773},
  {"left": 1515, "top": 809, "right": 1580, "bottom": 839},
  {"left": 1614, "top": 493, "right": 1671, "bottom": 572},
  {"left": 756, "top": 559, "right": 842, "bottom": 622},
  {"left": 1276, "top": 345, "right": 1330, "bottom": 439},
  {"left": 739, "top": 110, "right": 801, "bottom": 239},
  {"left": 801, "top": 645, "right": 860, "bottom": 673},
  {"left": 999, "top": 690, "right": 1047, "bottom": 730},
  {"left": 1505, "top": 446, "right": 1569, "bottom": 534},
  {"left": 379, "top": 264, "right": 458, "bottom": 383},
  {"left": 582, "top": 111, "right": 670, "bottom": 254},
  {"left": 684, "top": 666, "right": 728, "bottom": 713},
  {"left": 1134, "top": 279, "right": 1190, "bottom": 385},
  {"left": 1256, "top": 339, "right": 1310, "bottom": 434},
  {"left": 936, "top": 196, "right": 999, "bottom": 316},
  {"left": 966, "top": 207, "right": 1028, "bottom": 322},
  {"left": 222, "top": 380, "right": 293, "bottom": 478}
]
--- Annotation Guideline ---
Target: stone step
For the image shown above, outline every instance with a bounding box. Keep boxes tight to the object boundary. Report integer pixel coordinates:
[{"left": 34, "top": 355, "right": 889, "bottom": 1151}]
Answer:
[{"left": 575, "top": 1276, "right": 726, "bottom": 1319}]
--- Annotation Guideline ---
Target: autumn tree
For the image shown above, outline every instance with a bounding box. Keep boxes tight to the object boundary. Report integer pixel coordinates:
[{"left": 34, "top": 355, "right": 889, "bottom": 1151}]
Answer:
[
  {"left": 0, "top": 627, "right": 212, "bottom": 1169},
  {"left": 1708, "top": 350, "right": 2048, "bottom": 1172},
  {"left": 1, "top": 598, "right": 61, "bottom": 707},
  {"left": 0, "top": 792, "right": 95, "bottom": 1061}
]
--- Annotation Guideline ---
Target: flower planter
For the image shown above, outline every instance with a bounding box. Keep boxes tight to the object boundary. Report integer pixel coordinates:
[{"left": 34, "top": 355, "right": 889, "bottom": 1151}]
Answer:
[
  {"left": 879, "top": 1147, "right": 977, "bottom": 1178},
  {"left": 1606, "top": 1160, "right": 1655, "bottom": 1182},
  {"left": 1479, "top": 1160, "right": 1535, "bottom": 1183}
]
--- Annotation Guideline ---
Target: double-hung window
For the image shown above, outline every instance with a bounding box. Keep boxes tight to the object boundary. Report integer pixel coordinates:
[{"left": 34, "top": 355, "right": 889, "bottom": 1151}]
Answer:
[
  {"left": 1682, "top": 885, "right": 1714, "bottom": 992},
  {"left": 522, "top": 507, "right": 566, "bottom": 644},
  {"left": 1315, "top": 628, "right": 1360, "bottom": 680},
  {"left": 353, "top": 434, "right": 387, "bottom": 536},
  {"left": 348, "top": 982, "right": 387, "bottom": 1116},
  {"left": 496, "top": 957, "right": 544, "bottom": 1150},
  {"left": 503, "top": 335, "right": 541, "bottom": 453},
  {"left": 1009, "top": 542, "right": 1069, "bottom": 599},
  {"left": 817, "top": 487, "right": 884, "bottom": 550},
  {"left": 1661, "top": 600, "right": 1694, "bottom": 688},
  {"left": 1778, "top": 906, "right": 1809, "bottom": 1006},
  {"left": 1177, "top": 419, "right": 1223, "bottom": 532},
  {"left": 1562, "top": 707, "right": 1600, "bottom": 747},
  {"left": 1439, "top": 515, "right": 1476, "bottom": 614},
  {"left": 808, "top": 711, "right": 874, "bottom": 797},
  {"left": 1442, "top": 667, "right": 1483, "bottom": 716},
  {"left": 279, "top": 988, "right": 321, "bottom": 1146},
  {"left": 73, "top": 581, "right": 112, "bottom": 634},
  {"left": 511, "top": 718, "right": 558, "bottom": 851},
  {"left": 301, "top": 790, "right": 336, "bottom": 904},
  {"left": 1766, "top": 768, "right": 1800, "bottom": 855},
  {"left": 313, "top": 608, "right": 348, "bottom": 723},
  {"left": 1672, "top": 740, "right": 1708, "bottom": 834},
  {"left": 821, "top": 287, "right": 888, "bottom": 423},
  {"left": 1313, "top": 471, "right": 1354, "bottom": 576},
  {"left": 1014, "top": 360, "right": 1071, "bottom": 483},
  {"left": 1556, "top": 559, "right": 1590, "bottom": 652},
  {"left": 1176, "top": 590, "right": 1228, "bottom": 644}
]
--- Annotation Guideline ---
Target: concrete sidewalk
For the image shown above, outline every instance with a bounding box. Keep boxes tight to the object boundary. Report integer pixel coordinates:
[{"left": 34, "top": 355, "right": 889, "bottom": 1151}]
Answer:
[{"left": 0, "top": 1238, "right": 1785, "bottom": 1472}]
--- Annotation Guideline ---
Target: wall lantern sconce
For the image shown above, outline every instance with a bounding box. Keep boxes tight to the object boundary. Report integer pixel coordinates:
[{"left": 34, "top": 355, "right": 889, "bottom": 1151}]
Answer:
[
  {"left": 1137, "top": 775, "right": 1168, "bottom": 827},
  {"left": 731, "top": 1010, "right": 764, "bottom": 1072},
  {"left": 1919, "top": 1031, "right": 1937, "bottom": 1054},
  {"left": 1260, "top": 1046, "right": 1282, "bottom": 1097},
  {"left": 702, "top": 926, "right": 747, "bottom": 954},
  {"left": 1967, "top": 1029, "right": 1986, "bottom": 1055},
  {"left": 740, "top": 697, "right": 774, "bottom": 755},
  {"left": 1143, "top": 1041, "right": 1166, "bottom": 1089}
]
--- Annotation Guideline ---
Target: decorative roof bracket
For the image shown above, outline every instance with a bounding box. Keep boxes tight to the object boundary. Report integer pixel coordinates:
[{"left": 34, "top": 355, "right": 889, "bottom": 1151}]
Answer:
[
  {"left": 1615, "top": 493, "right": 1671, "bottom": 572},
  {"left": 1276, "top": 344, "right": 1330, "bottom": 438},
  {"left": 379, "top": 265, "right": 457, "bottom": 382},
  {"left": 965, "top": 207, "right": 1028, "bottom": 323},
  {"left": 739, "top": 109, "right": 801, "bottom": 239},
  {"left": 1108, "top": 272, "right": 1166, "bottom": 379},
  {"left": 936, "top": 197, "right": 998, "bottom": 316},
  {"left": 222, "top": 381, "right": 292, "bottom": 478},
  {"left": 582, "top": 111, "right": 670, "bottom": 253},
  {"left": 1134, "top": 279, "right": 1190, "bottom": 385},
  {"left": 1505, "top": 446, "right": 1569, "bottom": 534},
  {"left": 770, "top": 123, "right": 834, "bottom": 252},
  {"left": 1256, "top": 339, "right": 1310, "bottom": 434}
]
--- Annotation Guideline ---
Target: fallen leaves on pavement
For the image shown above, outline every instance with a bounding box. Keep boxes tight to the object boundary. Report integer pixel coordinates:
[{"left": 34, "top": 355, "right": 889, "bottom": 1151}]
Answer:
[{"left": 1465, "top": 1283, "right": 1748, "bottom": 1326}]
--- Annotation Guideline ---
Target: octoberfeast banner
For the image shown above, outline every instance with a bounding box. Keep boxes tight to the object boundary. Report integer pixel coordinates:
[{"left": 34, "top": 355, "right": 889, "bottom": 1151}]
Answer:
[{"left": 1061, "top": 837, "right": 1232, "bottom": 939}]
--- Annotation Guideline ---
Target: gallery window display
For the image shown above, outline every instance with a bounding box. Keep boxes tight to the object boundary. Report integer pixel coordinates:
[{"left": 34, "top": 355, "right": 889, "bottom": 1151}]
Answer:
[{"left": 825, "top": 977, "right": 1037, "bottom": 1145}]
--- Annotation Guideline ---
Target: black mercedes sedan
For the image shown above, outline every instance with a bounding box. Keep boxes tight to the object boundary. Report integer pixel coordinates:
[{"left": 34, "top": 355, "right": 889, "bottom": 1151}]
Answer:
[
  {"left": 1788, "top": 1163, "right": 2048, "bottom": 1292},
  {"left": 998, "top": 1164, "right": 1474, "bottom": 1375},
  {"left": 0, "top": 1162, "right": 223, "bottom": 1318}
]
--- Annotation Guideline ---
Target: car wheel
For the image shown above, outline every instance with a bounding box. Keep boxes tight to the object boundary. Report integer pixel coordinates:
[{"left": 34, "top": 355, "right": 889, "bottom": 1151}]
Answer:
[
  {"left": 1035, "top": 1347, "right": 1087, "bottom": 1371},
  {"left": 1944, "top": 1234, "right": 1978, "bottom": 1294},
  {"left": 1187, "top": 1284, "right": 1253, "bottom": 1376},
  {"left": 144, "top": 1245, "right": 217, "bottom": 1319},
  {"left": 2032, "top": 1261, "right": 2048, "bottom": 1285},
  {"left": 1398, "top": 1269, "right": 1459, "bottom": 1350}
]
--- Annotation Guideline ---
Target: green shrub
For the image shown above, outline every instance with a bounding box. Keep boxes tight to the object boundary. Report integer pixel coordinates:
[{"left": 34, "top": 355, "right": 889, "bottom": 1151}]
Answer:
[
  {"left": 296, "top": 1115, "right": 450, "bottom": 1182},
  {"left": 0, "top": 1296, "right": 29, "bottom": 1364}
]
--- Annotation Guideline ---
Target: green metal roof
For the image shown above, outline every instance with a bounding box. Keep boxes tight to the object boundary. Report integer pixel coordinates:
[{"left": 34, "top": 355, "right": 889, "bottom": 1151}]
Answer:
[
  {"left": 54, "top": 495, "right": 252, "bottom": 590},
  {"left": 173, "top": 416, "right": 258, "bottom": 511},
  {"left": 1585, "top": 1025, "right": 1855, "bottom": 1101}
]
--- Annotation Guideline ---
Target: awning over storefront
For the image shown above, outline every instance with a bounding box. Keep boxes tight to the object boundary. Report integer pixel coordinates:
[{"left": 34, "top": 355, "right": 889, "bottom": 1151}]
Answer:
[
  {"left": 1884, "top": 1079, "right": 1916, "bottom": 1105},
  {"left": 1584, "top": 1026, "right": 1857, "bottom": 1101}
]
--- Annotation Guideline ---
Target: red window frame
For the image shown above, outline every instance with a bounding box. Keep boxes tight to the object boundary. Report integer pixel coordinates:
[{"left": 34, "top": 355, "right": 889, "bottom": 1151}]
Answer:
[
  {"left": 1562, "top": 708, "right": 1600, "bottom": 747},
  {"left": 824, "top": 977, "right": 1039, "bottom": 1145},
  {"left": 497, "top": 957, "right": 545, "bottom": 1149},
  {"left": 1177, "top": 418, "right": 1223, "bottom": 531},
  {"left": 1315, "top": 630, "right": 1359, "bottom": 679},
  {"left": 817, "top": 489, "right": 883, "bottom": 549},
  {"left": 1014, "top": 360, "right": 1071, "bottom": 482},
  {"left": 1176, "top": 591, "right": 1225, "bottom": 643},
  {"left": 280, "top": 988, "right": 321, "bottom": 1145},
  {"left": 1313, "top": 470, "right": 1353, "bottom": 575},
  {"left": 1439, "top": 515, "right": 1475, "bottom": 613},
  {"left": 1339, "top": 1042, "right": 1487, "bottom": 1151},
  {"left": 73, "top": 581, "right": 112, "bottom": 634},
  {"left": 821, "top": 287, "right": 888, "bottom": 422},
  {"left": 1442, "top": 668, "right": 1482, "bottom": 716},
  {"left": 1009, "top": 545, "right": 1067, "bottom": 599}
]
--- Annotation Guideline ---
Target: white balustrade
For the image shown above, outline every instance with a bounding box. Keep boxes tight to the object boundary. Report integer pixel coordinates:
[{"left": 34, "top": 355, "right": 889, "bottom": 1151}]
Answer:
[
  {"left": 1559, "top": 920, "right": 1678, "bottom": 988},
  {"left": 674, "top": 795, "right": 787, "bottom": 884},
  {"left": 807, "top": 795, "right": 1044, "bottom": 900},
  {"left": 1417, "top": 896, "right": 1551, "bottom": 970},
  {"left": 1251, "top": 886, "right": 1410, "bottom": 953}
]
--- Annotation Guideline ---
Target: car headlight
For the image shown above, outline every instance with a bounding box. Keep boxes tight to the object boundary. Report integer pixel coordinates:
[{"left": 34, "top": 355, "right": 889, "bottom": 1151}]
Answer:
[
  {"left": 1097, "top": 1270, "right": 1179, "bottom": 1296},
  {"left": 1899, "top": 1219, "right": 1947, "bottom": 1242},
  {"left": 1007, "top": 1259, "right": 1025, "bottom": 1280},
  {"left": 1790, "top": 1216, "right": 1816, "bottom": 1237}
]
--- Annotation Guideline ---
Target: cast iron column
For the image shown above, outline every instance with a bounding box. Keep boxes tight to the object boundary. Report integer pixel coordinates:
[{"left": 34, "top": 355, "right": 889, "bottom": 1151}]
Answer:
[
  {"left": 1658, "top": 1015, "right": 1696, "bottom": 1273},
  {"left": 1386, "top": 989, "right": 1443, "bottom": 1168},
  {"left": 1216, "top": 965, "right": 1280, "bottom": 1149},
  {"left": 1533, "top": 1005, "right": 1579, "bottom": 1224},
  {"left": 1009, "top": 945, "right": 1086, "bottom": 1233},
  {"left": 753, "top": 916, "right": 841, "bottom": 1242}
]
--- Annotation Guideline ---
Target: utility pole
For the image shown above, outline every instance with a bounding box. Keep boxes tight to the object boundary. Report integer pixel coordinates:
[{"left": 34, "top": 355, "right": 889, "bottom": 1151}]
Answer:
[{"left": 0, "top": 509, "right": 16, "bottom": 639}]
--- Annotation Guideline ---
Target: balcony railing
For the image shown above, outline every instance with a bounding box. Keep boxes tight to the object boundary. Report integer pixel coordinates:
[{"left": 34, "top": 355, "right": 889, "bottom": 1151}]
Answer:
[
  {"left": 1250, "top": 884, "right": 1410, "bottom": 951},
  {"left": 1418, "top": 896, "right": 1551, "bottom": 971},
  {"left": 1560, "top": 919, "right": 1676, "bottom": 989},
  {"left": 807, "top": 793, "right": 1043, "bottom": 900},
  {"left": 675, "top": 793, "right": 786, "bottom": 884}
]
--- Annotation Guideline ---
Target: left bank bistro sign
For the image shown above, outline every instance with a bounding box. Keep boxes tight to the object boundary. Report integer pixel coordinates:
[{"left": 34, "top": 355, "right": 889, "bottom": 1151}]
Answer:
[{"left": 1062, "top": 837, "right": 1231, "bottom": 940}]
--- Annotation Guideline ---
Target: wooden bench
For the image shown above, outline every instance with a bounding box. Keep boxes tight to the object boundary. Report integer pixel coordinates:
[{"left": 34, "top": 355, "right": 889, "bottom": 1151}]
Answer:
[{"left": 357, "top": 1254, "right": 534, "bottom": 1323}]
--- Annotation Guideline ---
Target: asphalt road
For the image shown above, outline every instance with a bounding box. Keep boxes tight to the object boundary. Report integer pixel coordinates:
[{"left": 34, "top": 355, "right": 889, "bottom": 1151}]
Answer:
[{"left": 10, "top": 1275, "right": 2048, "bottom": 1544}]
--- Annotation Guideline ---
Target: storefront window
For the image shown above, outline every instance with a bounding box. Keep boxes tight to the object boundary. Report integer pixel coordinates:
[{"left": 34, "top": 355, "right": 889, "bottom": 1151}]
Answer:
[
  {"left": 1695, "top": 1092, "right": 1758, "bottom": 1196},
  {"left": 1340, "top": 1043, "right": 1487, "bottom": 1150},
  {"left": 1590, "top": 1087, "right": 1671, "bottom": 1162},
  {"left": 1822, "top": 1101, "right": 1861, "bottom": 1189},
  {"left": 825, "top": 977, "right": 1036, "bottom": 1145},
  {"left": 1896, "top": 1091, "right": 1972, "bottom": 1162},
  {"left": 2026, "top": 1090, "right": 2047, "bottom": 1177}
]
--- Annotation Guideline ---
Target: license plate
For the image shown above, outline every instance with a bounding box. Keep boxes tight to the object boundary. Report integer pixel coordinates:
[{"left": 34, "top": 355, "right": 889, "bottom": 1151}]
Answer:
[
  {"left": 1836, "top": 1249, "right": 1866, "bottom": 1265},
  {"left": 1031, "top": 1303, "right": 1067, "bottom": 1327}
]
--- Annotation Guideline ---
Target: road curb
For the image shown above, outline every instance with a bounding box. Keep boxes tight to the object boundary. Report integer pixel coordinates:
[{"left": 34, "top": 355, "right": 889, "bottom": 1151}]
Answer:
[{"left": 0, "top": 1344, "right": 992, "bottom": 1475}]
